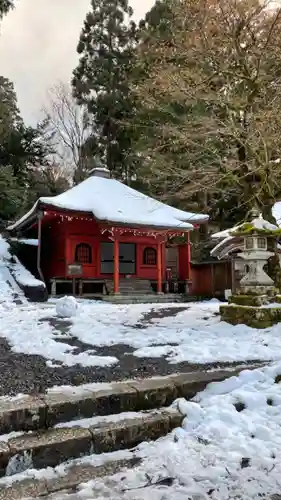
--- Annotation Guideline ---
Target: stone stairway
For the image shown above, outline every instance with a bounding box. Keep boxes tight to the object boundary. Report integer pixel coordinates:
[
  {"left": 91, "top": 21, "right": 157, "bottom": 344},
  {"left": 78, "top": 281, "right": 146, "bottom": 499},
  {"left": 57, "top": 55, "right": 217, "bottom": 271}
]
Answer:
[
  {"left": 101, "top": 293, "right": 187, "bottom": 304},
  {"left": 0, "top": 365, "right": 259, "bottom": 498},
  {"left": 105, "top": 278, "right": 153, "bottom": 295}
]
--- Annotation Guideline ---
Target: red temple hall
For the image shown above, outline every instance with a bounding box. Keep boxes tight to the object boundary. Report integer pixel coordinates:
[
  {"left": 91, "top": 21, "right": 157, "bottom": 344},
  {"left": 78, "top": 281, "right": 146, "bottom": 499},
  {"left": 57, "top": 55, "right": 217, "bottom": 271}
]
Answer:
[{"left": 8, "top": 167, "right": 208, "bottom": 297}]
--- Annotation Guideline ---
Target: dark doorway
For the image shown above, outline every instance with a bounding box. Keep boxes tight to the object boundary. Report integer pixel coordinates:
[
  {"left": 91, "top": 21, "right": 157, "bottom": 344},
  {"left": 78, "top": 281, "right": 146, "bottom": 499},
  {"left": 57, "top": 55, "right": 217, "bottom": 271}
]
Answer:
[{"left": 101, "top": 242, "right": 136, "bottom": 274}]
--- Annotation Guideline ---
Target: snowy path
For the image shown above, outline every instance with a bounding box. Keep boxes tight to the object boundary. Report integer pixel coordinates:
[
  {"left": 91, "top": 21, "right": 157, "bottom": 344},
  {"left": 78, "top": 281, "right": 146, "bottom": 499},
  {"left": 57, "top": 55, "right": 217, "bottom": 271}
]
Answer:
[
  {"left": 1, "top": 299, "right": 280, "bottom": 368},
  {"left": 0, "top": 298, "right": 280, "bottom": 395}
]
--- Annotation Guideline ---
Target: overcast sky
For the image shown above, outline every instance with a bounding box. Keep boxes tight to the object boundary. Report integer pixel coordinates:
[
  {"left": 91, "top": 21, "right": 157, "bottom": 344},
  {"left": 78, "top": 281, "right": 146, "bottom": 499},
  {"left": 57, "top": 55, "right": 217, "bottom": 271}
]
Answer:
[{"left": 0, "top": 0, "right": 154, "bottom": 124}]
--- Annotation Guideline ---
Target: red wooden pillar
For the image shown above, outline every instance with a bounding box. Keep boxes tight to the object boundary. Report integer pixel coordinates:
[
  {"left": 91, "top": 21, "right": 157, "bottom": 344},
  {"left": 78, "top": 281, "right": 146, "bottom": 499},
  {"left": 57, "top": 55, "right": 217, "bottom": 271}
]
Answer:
[
  {"left": 187, "top": 231, "right": 191, "bottom": 280},
  {"left": 157, "top": 240, "right": 163, "bottom": 294},
  {"left": 113, "top": 237, "right": 119, "bottom": 294}
]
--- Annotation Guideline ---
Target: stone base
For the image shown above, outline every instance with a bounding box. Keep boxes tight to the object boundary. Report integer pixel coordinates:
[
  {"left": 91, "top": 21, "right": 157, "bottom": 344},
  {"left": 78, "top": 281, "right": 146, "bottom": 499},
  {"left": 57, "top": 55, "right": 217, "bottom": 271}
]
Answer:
[
  {"left": 237, "top": 285, "right": 277, "bottom": 297},
  {"left": 220, "top": 304, "right": 281, "bottom": 328},
  {"left": 229, "top": 294, "right": 271, "bottom": 307}
]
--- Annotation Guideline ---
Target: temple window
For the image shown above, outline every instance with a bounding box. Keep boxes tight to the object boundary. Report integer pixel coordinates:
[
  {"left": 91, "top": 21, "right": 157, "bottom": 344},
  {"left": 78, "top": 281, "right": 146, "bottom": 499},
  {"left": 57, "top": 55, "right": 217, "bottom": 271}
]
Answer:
[
  {"left": 75, "top": 243, "right": 92, "bottom": 264},
  {"left": 143, "top": 247, "right": 157, "bottom": 265}
]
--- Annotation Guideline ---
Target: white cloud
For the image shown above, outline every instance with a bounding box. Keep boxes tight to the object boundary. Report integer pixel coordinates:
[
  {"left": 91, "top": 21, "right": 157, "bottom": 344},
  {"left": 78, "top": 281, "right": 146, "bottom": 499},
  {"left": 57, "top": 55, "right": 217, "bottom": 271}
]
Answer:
[{"left": 0, "top": 0, "right": 154, "bottom": 124}]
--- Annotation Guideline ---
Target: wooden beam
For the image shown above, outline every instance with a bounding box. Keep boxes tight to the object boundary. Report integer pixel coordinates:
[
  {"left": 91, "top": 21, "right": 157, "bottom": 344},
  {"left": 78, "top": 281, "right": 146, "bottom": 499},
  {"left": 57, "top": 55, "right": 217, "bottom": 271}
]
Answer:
[
  {"left": 157, "top": 240, "right": 163, "bottom": 294},
  {"left": 113, "top": 237, "right": 119, "bottom": 294},
  {"left": 37, "top": 211, "right": 45, "bottom": 283},
  {"left": 187, "top": 232, "right": 191, "bottom": 280}
]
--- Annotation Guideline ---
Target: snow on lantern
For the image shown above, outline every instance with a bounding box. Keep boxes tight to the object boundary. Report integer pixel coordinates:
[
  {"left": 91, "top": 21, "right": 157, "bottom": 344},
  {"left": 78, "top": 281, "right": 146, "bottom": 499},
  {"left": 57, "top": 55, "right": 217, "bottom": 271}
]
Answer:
[{"left": 230, "top": 213, "right": 279, "bottom": 291}]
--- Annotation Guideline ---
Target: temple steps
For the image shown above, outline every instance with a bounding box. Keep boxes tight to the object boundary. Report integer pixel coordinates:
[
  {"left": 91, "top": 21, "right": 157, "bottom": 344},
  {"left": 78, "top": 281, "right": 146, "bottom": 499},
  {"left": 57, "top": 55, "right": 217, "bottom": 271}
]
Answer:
[
  {"left": 105, "top": 278, "right": 153, "bottom": 295},
  {"left": 100, "top": 293, "right": 187, "bottom": 304},
  {"left": 0, "top": 365, "right": 262, "bottom": 497}
]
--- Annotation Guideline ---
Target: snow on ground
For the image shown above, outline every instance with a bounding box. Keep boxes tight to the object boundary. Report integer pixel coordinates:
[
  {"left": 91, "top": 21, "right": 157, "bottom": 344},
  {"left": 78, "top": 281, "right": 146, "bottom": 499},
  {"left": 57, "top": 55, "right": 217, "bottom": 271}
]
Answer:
[
  {"left": 1, "top": 299, "right": 281, "bottom": 368},
  {"left": 0, "top": 301, "right": 118, "bottom": 368}
]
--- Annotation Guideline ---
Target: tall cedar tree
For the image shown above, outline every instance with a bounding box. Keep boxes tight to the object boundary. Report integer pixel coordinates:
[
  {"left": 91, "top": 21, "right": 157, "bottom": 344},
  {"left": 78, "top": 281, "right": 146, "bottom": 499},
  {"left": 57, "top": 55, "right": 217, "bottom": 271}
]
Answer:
[
  {"left": 72, "top": 0, "right": 137, "bottom": 180},
  {"left": 133, "top": 0, "right": 281, "bottom": 226}
]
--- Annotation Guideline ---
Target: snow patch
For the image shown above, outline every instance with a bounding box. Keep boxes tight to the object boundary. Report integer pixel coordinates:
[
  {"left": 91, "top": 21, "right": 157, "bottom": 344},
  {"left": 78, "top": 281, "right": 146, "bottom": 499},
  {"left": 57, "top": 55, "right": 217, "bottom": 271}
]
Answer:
[
  {"left": 5, "top": 451, "right": 33, "bottom": 477},
  {"left": 55, "top": 411, "right": 146, "bottom": 429},
  {"left": 0, "top": 235, "right": 44, "bottom": 290},
  {"left": 9, "top": 254, "right": 45, "bottom": 288},
  {"left": 47, "top": 381, "right": 113, "bottom": 395}
]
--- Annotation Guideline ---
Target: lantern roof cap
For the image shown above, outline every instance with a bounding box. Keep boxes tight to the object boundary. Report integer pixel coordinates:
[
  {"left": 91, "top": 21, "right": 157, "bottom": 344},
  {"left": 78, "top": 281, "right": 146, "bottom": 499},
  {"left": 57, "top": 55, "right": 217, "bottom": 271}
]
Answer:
[{"left": 230, "top": 214, "right": 279, "bottom": 237}]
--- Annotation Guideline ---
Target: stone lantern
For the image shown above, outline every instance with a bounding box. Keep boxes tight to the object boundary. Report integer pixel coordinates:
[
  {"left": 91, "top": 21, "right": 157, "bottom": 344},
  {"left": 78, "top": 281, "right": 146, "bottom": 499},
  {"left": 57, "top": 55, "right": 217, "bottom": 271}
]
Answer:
[
  {"left": 239, "top": 231, "right": 275, "bottom": 292},
  {"left": 219, "top": 213, "right": 281, "bottom": 328}
]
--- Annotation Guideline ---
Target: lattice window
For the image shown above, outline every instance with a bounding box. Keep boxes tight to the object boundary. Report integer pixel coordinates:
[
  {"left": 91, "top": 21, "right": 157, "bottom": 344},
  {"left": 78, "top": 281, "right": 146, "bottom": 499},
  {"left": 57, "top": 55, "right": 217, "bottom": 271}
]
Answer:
[
  {"left": 143, "top": 247, "right": 157, "bottom": 265},
  {"left": 257, "top": 237, "right": 266, "bottom": 249},
  {"left": 75, "top": 243, "right": 92, "bottom": 264}
]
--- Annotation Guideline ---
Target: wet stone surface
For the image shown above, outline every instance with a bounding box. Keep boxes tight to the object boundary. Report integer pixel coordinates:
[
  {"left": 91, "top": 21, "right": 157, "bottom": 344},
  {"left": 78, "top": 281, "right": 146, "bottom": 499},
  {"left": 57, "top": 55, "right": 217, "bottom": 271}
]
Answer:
[
  {"left": 0, "top": 306, "right": 262, "bottom": 397},
  {"left": 0, "top": 333, "right": 260, "bottom": 397},
  {"left": 132, "top": 306, "right": 190, "bottom": 329}
]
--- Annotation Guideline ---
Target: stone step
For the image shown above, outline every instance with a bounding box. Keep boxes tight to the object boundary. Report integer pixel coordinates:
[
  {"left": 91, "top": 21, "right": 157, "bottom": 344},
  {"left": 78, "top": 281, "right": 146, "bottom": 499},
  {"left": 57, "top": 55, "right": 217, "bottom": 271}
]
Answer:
[
  {"left": 101, "top": 294, "right": 187, "bottom": 303},
  {"left": 105, "top": 279, "right": 153, "bottom": 295},
  {"left": 0, "top": 408, "right": 183, "bottom": 478},
  {"left": 0, "top": 366, "right": 261, "bottom": 436},
  {"left": 0, "top": 365, "right": 263, "bottom": 489},
  {"left": 114, "top": 292, "right": 155, "bottom": 295},
  {"left": 0, "top": 454, "right": 140, "bottom": 500}
]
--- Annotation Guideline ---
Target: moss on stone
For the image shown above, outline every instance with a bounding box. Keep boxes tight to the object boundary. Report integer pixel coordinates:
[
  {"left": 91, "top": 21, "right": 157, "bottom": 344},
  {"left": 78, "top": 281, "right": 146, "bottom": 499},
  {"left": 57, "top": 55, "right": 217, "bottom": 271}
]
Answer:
[
  {"left": 231, "top": 223, "right": 281, "bottom": 237},
  {"left": 220, "top": 304, "right": 281, "bottom": 328},
  {"left": 267, "top": 254, "right": 281, "bottom": 291},
  {"left": 229, "top": 294, "right": 269, "bottom": 307},
  {"left": 237, "top": 285, "right": 278, "bottom": 297}
]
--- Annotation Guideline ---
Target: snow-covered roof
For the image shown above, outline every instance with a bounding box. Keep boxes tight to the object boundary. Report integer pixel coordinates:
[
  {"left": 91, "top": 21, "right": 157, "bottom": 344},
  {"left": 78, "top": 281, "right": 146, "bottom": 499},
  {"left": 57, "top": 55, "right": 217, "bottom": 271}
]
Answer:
[
  {"left": 211, "top": 213, "right": 279, "bottom": 260},
  {"left": 211, "top": 235, "right": 244, "bottom": 260},
  {"left": 10, "top": 238, "right": 38, "bottom": 246},
  {"left": 212, "top": 215, "right": 278, "bottom": 240},
  {"left": 249, "top": 216, "right": 278, "bottom": 232},
  {"left": 8, "top": 174, "right": 208, "bottom": 232},
  {"left": 211, "top": 227, "right": 237, "bottom": 240}
]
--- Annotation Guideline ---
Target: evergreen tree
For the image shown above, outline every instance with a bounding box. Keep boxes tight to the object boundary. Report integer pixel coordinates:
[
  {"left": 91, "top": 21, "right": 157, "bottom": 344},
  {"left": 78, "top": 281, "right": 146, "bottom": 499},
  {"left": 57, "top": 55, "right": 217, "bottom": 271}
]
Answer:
[
  {"left": 0, "top": 122, "right": 52, "bottom": 178},
  {"left": 0, "top": 76, "right": 21, "bottom": 141},
  {"left": 72, "top": 0, "right": 137, "bottom": 180},
  {"left": 0, "top": 0, "right": 14, "bottom": 18},
  {"left": 0, "top": 77, "right": 61, "bottom": 220},
  {"left": 0, "top": 166, "right": 25, "bottom": 222}
]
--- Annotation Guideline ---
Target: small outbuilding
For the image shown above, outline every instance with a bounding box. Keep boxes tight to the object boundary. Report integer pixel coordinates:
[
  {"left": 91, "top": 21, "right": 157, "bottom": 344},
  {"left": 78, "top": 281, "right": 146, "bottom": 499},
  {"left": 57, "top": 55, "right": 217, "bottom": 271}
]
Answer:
[{"left": 8, "top": 168, "right": 208, "bottom": 297}]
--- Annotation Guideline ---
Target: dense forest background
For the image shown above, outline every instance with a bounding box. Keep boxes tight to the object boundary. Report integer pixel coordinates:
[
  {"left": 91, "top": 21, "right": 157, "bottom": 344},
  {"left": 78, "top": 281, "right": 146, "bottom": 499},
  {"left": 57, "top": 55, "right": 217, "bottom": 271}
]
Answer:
[{"left": 1, "top": 0, "right": 281, "bottom": 230}]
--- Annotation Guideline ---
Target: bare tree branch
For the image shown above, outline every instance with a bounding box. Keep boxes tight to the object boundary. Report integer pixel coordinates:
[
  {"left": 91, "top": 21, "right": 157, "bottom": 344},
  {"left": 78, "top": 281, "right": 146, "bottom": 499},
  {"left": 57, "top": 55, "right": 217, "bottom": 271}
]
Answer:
[
  {"left": 131, "top": 0, "right": 281, "bottom": 219},
  {"left": 42, "top": 82, "right": 91, "bottom": 176}
]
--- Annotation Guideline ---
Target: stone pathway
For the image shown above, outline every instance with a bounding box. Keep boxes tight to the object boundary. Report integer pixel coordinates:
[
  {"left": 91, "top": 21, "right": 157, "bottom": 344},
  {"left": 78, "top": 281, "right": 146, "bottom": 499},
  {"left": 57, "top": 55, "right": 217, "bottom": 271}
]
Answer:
[
  {"left": 0, "top": 304, "right": 267, "bottom": 396},
  {"left": 132, "top": 306, "right": 190, "bottom": 329},
  {"left": 0, "top": 332, "right": 262, "bottom": 396}
]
